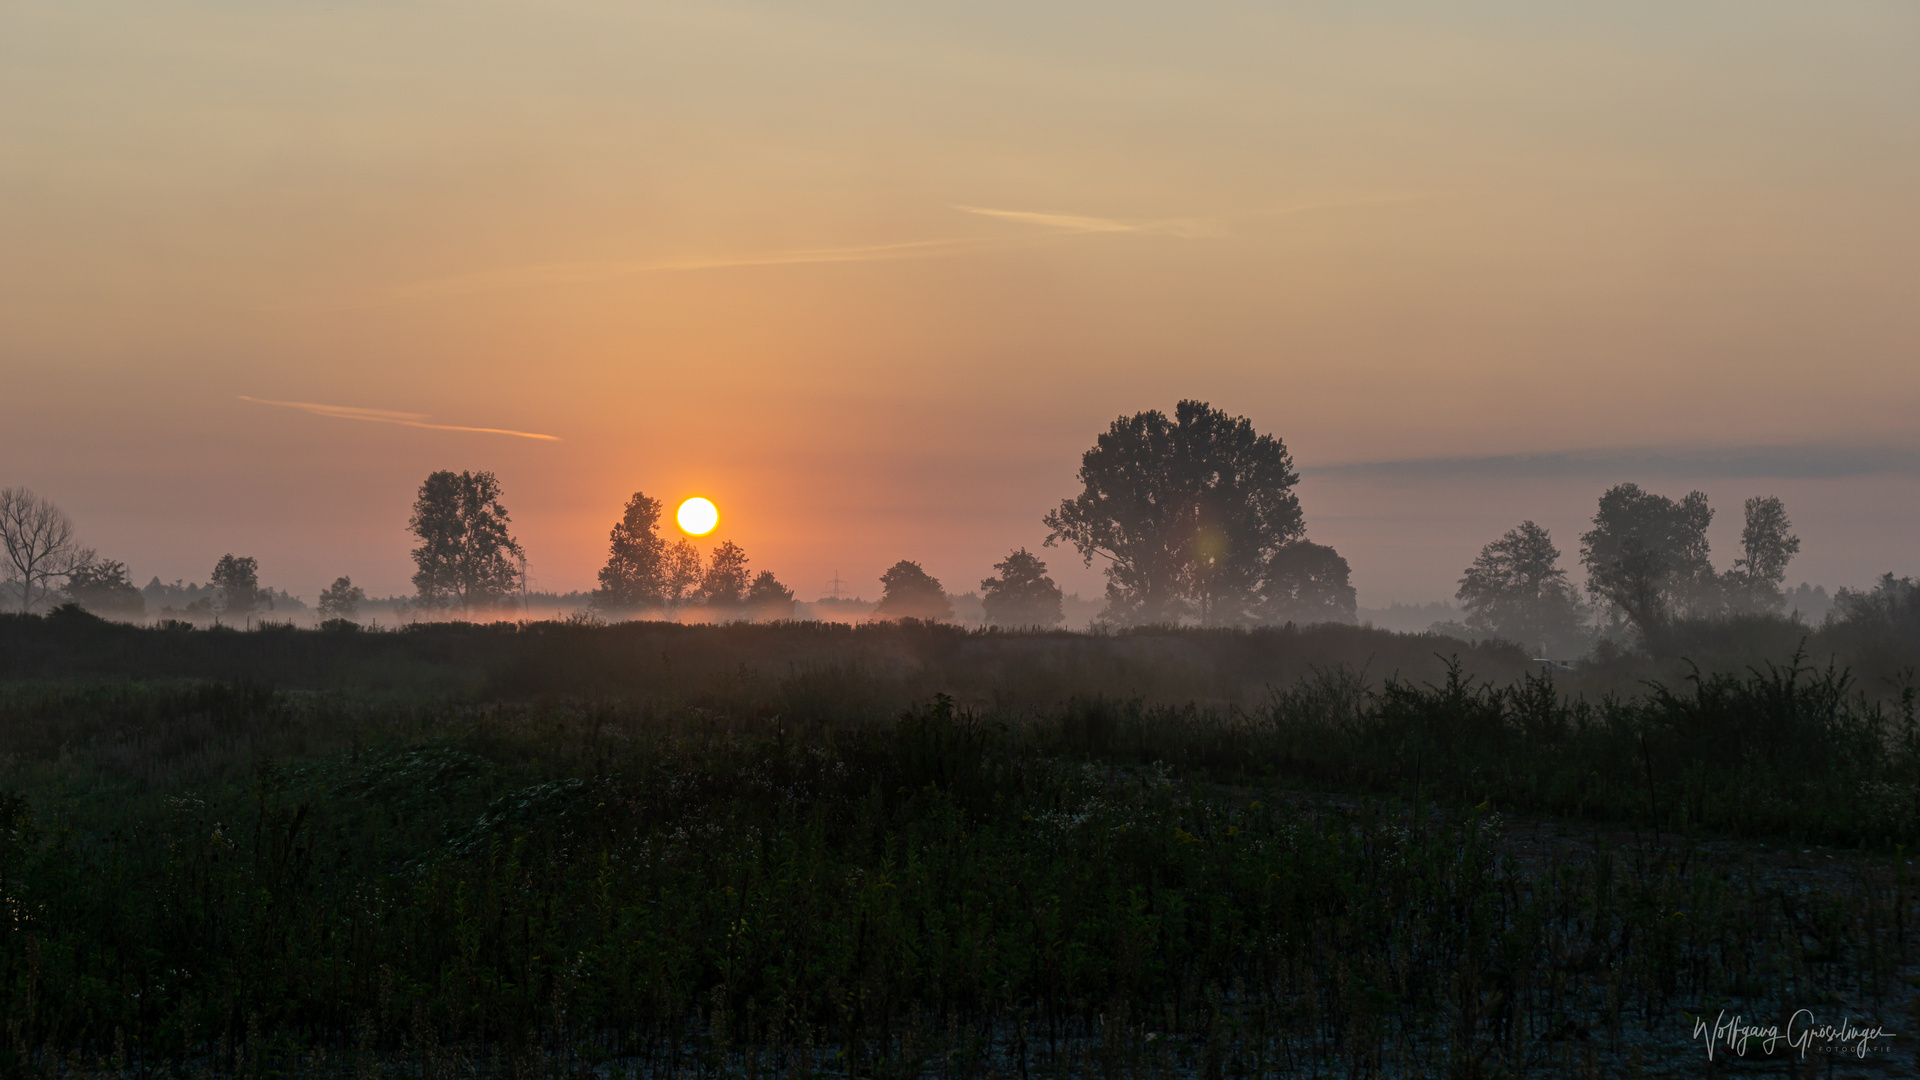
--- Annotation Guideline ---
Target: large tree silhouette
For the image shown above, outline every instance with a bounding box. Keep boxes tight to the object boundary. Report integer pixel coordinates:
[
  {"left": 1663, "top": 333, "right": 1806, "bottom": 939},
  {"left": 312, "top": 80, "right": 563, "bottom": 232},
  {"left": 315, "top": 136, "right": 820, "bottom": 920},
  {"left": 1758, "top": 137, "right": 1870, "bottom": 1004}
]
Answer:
[
  {"left": 593, "top": 492, "right": 670, "bottom": 612},
  {"left": 1579, "top": 483, "right": 1716, "bottom": 644},
  {"left": 408, "top": 470, "right": 525, "bottom": 609},
  {"left": 1044, "top": 400, "right": 1312, "bottom": 625}
]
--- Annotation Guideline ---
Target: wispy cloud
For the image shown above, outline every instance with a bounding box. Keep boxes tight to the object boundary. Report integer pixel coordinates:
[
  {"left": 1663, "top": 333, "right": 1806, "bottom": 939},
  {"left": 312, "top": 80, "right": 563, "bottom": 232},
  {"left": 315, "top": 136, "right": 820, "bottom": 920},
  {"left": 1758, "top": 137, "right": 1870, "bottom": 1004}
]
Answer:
[
  {"left": 238, "top": 396, "right": 560, "bottom": 441},
  {"left": 1303, "top": 444, "right": 1920, "bottom": 481},
  {"left": 953, "top": 205, "right": 1225, "bottom": 238},
  {"left": 952, "top": 206, "right": 1140, "bottom": 233},
  {"left": 361, "top": 194, "right": 1408, "bottom": 306},
  {"left": 390, "top": 237, "right": 1009, "bottom": 302}
]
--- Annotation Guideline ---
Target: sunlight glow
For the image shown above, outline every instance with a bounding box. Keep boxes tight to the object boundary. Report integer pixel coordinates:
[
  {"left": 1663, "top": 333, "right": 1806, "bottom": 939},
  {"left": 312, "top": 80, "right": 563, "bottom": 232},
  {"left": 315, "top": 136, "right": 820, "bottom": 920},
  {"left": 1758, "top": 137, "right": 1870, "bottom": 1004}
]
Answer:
[{"left": 677, "top": 497, "right": 718, "bottom": 536}]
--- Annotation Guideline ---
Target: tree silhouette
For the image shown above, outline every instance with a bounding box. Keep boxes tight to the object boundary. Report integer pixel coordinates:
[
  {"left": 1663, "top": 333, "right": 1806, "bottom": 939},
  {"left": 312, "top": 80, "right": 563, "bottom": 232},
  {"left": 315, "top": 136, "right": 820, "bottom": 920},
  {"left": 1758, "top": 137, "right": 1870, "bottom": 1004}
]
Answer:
[
  {"left": 876, "top": 560, "right": 953, "bottom": 621},
  {"left": 408, "top": 470, "right": 525, "bottom": 609},
  {"left": 210, "top": 554, "right": 268, "bottom": 617},
  {"left": 1044, "top": 400, "right": 1312, "bottom": 625},
  {"left": 700, "top": 540, "right": 751, "bottom": 610},
  {"left": 0, "top": 488, "right": 90, "bottom": 613},
  {"left": 593, "top": 492, "right": 669, "bottom": 611},
  {"left": 317, "top": 576, "right": 366, "bottom": 619},
  {"left": 664, "top": 540, "right": 703, "bottom": 608},
  {"left": 745, "top": 570, "right": 796, "bottom": 620},
  {"left": 1728, "top": 496, "right": 1800, "bottom": 612},
  {"left": 1580, "top": 484, "right": 1717, "bottom": 644},
  {"left": 63, "top": 559, "right": 145, "bottom": 618},
  {"left": 1258, "top": 541, "right": 1357, "bottom": 624},
  {"left": 979, "top": 548, "right": 1064, "bottom": 628},
  {"left": 1455, "top": 521, "right": 1583, "bottom": 654}
]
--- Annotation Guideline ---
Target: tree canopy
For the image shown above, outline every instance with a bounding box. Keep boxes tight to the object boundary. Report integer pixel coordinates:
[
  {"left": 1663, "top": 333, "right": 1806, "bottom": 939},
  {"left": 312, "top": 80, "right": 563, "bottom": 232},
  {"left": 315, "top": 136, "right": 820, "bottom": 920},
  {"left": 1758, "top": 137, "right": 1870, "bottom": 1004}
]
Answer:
[
  {"left": 1258, "top": 540, "right": 1357, "bottom": 625},
  {"left": 700, "top": 541, "right": 752, "bottom": 609},
  {"left": 593, "top": 492, "right": 670, "bottom": 612},
  {"left": 317, "top": 576, "right": 366, "bottom": 619},
  {"left": 1578, "top": 483, "right": 1717, "bottom": 642},
  {"left": 664, "top": 540, "right": 703, "bottom": 607},
  {"left": 980, "top": 548, "right": 1064, "bottom": 628},
  {"left": 876, "top": 560, "right": 952, "bottom": 622},
  {"left": 408, "top": 470, "right": 525, "bottom": 609},
  {"left": 1044, "top": 400, "right": 1326, "bottom": 625},
  {"left": 745, "top": 570, "right": 796, "bottom": 619},
  {"left": 1455, "top": 521, "right": 1584, "bottom": 655},
  {"left": 1728, "top": 495, "right": 1800, "bottom": 611},
  {"left": 63, "top": 559, "right": 145, "bottom": 618},
  {"left": 210, "top": 554, "right": 268, "bottom": 617}
]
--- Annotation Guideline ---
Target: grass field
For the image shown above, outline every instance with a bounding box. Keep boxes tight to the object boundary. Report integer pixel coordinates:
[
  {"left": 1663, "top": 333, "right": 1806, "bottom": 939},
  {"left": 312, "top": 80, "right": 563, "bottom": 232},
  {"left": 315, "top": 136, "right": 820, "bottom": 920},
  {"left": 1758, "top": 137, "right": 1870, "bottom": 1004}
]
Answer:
[{"left": 3, "top": 611, "right": 1918, "bottom": 1077}]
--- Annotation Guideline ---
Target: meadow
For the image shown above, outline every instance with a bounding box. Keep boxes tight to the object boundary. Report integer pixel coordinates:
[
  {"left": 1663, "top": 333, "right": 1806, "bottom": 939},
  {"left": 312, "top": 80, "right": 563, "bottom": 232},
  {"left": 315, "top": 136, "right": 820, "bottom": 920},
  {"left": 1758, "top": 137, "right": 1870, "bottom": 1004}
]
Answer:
[{"left": 2, "top": 610, "right": 1918, "bottom": 1077}]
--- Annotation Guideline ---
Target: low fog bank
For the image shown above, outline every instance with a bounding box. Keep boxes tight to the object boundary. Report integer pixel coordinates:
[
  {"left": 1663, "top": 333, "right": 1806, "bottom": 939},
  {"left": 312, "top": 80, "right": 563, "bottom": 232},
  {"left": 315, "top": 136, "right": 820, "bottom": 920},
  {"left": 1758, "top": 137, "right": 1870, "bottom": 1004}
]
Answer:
[
  {"left": 9, "top": 603, "right": 1920, "bottom": 713},
  {"left": 0, "top": 609, "right": 1527, "bottom": 708}
]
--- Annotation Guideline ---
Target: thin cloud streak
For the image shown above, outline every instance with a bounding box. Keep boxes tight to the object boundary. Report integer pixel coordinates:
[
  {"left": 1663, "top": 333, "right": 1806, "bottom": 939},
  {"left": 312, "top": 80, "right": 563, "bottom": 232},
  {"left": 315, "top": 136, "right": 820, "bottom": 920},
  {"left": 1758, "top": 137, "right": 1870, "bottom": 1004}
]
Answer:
[
  {"left": 951, "top": 206, "right": 1140, "bottom": 233},
  {"left": 366, "top": 193, "right": 1412, "bottom": 306},
  {"left": 951, "top": 204, "right": 1228, "bottom": 238},
  {"left": 388, "top": 236, "right": 1016, "bottom": 302},
  {"left": 238, "top": 396, "right": 560, "bottom": 441}
]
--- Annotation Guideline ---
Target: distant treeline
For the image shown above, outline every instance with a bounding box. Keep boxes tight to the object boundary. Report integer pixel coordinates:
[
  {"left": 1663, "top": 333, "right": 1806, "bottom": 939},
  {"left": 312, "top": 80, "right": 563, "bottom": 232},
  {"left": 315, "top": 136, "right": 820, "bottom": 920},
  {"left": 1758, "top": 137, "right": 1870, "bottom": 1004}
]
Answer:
[{"left": 4, "top": 403, "right": 1907, "bottom": 657}]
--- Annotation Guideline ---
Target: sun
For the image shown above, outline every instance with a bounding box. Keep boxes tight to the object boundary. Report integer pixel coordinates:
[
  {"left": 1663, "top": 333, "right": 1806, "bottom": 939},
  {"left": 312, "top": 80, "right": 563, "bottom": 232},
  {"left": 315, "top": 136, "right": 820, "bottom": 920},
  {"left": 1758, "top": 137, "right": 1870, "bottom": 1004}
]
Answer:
[{"left": 676, "top": 497, "right": 719, "bottom": 536}]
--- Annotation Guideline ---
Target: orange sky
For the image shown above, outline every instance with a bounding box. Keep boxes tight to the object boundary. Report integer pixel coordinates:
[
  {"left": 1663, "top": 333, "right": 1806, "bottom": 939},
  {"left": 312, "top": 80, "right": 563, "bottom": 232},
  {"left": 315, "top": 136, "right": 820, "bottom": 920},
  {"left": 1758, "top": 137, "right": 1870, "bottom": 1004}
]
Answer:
[{"left": 4, "top": 1, "right": 1917, "bottom": 605}]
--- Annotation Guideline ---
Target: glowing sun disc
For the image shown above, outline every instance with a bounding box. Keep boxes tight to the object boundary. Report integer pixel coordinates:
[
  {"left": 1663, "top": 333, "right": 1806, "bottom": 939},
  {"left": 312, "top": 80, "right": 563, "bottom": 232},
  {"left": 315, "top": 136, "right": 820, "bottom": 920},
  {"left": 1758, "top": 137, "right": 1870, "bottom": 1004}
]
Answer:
[{"left": 677, "top": 497, "right": 719, "bottom": 536}]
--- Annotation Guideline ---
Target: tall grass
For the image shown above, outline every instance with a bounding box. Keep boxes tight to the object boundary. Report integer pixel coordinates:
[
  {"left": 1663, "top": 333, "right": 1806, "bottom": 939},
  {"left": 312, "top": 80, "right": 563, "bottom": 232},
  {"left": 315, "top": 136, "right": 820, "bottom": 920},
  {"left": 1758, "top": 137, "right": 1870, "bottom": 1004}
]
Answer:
[
  {"left": 1039, "top": 653, "right": 1920, "bottom": 847},
  {"left": 0, "top": 671, "right": 1914, "bottom": 1076}
]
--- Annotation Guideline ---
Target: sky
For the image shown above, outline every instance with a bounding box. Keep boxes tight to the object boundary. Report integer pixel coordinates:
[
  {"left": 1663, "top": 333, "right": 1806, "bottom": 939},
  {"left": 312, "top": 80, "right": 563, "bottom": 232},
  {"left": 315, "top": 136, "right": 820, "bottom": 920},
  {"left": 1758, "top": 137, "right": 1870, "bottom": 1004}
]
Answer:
[{"left": 3, "top": 0, "right": 1917, "bottom": 606}]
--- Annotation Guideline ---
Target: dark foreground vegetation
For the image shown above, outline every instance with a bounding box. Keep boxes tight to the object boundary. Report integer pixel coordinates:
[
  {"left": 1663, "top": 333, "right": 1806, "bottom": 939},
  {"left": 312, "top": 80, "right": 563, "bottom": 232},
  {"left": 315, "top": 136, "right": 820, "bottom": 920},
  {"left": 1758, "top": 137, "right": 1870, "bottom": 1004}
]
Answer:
[{"left": 4, "top": 612, "right": 1920, "bottom": 1076}]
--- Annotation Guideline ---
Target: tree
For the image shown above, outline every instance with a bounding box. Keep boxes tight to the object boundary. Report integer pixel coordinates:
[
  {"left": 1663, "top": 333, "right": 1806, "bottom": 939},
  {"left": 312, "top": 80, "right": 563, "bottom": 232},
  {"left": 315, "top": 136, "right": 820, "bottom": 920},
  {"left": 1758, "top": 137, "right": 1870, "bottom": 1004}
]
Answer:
[
  {"left": 1043, "top": 400, "right": 1308, "bottom": 625},
  {"left": 664, "top": 540, "right": 703, "bottom": 607},
  {"left": 593, "top": 492, "right": 669, "bottom": 612},
  {"left": 63, "top": 560, "right": 145, "bottom": 618},
  {"left": 317, "top": 576, "right": 366, "bottom": 619},
  {"left": 1830, "top": 573, "right": 1920, "bottom": 633},
  {"left": 745, "top": 570, "right": 796, "bottom": 620},
  {"left": 700, "top": 541, "right": 751, "bottom": 609},
  {"left": 1579, "top": 484, "right": 1717, "bottom": 643},
  {"left": 408, "top": 470, "right": 525, "bottom": 609},
  {"left": 0, "top": 488, "right": 91, "bottom": 613},
  {"left": 210, "top": 554, "right": 270, "bottom": 617},
  {"left": 1454, "top": 521, "right": 1584, "bottom": 653},
  {"left": 1259, "top": 541, "right": 1358, "bottom": 624},
  {"left": 876, "top": 560, "right": 953, "bottom": 621},
  {"left": 980, "top": 548, "right": 1064, "bottom": 628},
  {"left": 1727, "top": 496, "right": 1799, "bottom": 612}
]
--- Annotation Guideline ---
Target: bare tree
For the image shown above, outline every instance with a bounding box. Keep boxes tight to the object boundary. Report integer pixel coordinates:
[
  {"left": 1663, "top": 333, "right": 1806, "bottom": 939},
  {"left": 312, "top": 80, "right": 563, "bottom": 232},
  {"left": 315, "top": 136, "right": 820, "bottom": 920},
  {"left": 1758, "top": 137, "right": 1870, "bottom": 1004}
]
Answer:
[{"left": 0, "top": 488, "right": 92, "bottom": 613}]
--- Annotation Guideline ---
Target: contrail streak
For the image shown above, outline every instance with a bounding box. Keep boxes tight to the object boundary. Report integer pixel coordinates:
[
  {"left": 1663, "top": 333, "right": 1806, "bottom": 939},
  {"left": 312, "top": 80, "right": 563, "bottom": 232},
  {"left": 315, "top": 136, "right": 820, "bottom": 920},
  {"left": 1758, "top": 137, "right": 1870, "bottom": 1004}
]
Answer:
[
  {"left": 238, "top": 396, "right": 560, "bottom": 441},
  {"left": 313, "top": 192, "right": 1418, "bottom": 308}
]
